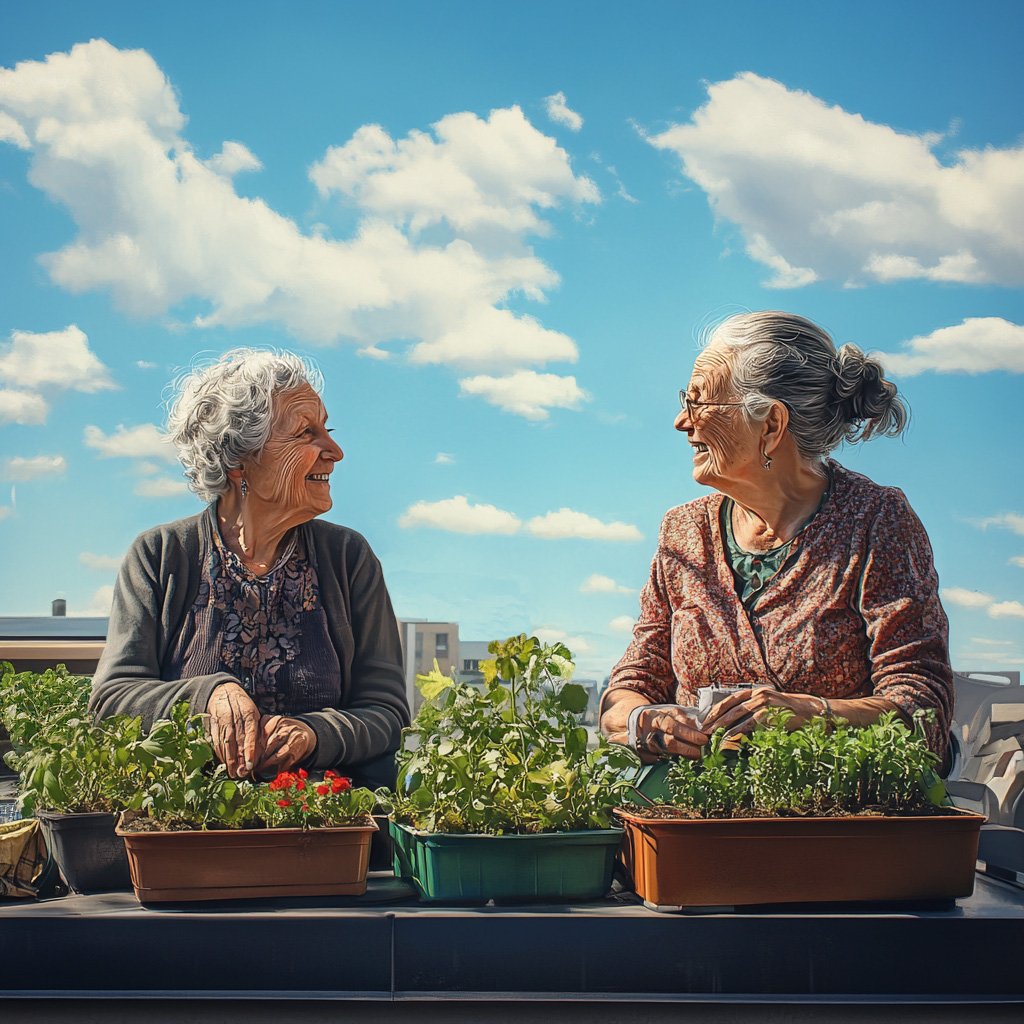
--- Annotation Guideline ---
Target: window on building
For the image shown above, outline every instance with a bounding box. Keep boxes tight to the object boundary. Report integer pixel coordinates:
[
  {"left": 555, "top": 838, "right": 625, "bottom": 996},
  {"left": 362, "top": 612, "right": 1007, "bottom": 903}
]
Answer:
[
  {"left": 414, "top": 632, "right": 423, "bottom": 659},
  {"left": 463, "top": 659, "right": 479, "bottom": 672},
  {"left": 435, "top": 632, "right": 448, "bottom": 656}
]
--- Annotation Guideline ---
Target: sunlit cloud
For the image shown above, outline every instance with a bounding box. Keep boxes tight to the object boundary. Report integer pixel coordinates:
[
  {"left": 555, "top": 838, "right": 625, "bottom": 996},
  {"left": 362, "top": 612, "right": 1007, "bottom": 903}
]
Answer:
[
  {"left": 0, "top": 325, "right": 115, "bottom": 392},
  {"left": 0, "top": 40, "right": 598, "bottom": 418},
  {"left": 3, "top": 454, "right": 67, "bottom": 480},
  {"left": 0, "top": 389, "right": 48, "bottom": 425},
  {"left": 580, "top": 573, "right": 634, "bottom": 594},
  {"left": 544, "top": 91, "right": 583, "bottom": 132},
  {"left": 398, "top": 495, "right": 522, "bottom": 535},
  {"left": 459, "top": 370, "right": 589, "bottom": 420},
  {"left": 943, "top": 587, "right": 997, "bottom": 608},
  {"left": 879, "top": 318, "right": 1024, "bottom": 376},
  {"left": 433, "top": 452, "right": 455, "bottom": 465},
  {"left": 990, "top": 601, "right": 1024, "bottom": 620},
  {"left": 532, "top": 625, "right": 591, "bottom": 654},
  {"left": 527, "top": 508, "right": 642, "bottom": 542},
  {"left": 79, "top": 552, "right": 123, "bottom": 572},
  {"left": 83, "top": 423, "right": 177, "bottom": 462},
  {"left": 134, "top": 476, "right": 189, "bottom": 498},
  {"left": 647, "top": 72, "right": 1024, "bottom": 288},
  {"left": 976, "top": 512, "right": 1024, "bottom": 536},
  {"left": 608, "top": 615, "right": 635, "bottom": 632}
]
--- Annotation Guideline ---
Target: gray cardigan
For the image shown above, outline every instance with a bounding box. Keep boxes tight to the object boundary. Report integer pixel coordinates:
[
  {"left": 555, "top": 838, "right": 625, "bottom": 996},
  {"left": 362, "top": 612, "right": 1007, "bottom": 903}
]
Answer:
[{"left": 89, "top": 511, "right": 410, "bottom": 770}]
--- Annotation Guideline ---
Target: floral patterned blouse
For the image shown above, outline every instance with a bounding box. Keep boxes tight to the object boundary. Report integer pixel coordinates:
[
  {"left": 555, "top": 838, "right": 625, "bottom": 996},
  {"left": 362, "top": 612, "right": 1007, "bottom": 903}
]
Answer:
[
  {"left": 607, "top": 461, "right": 953, "bottom": 756},
  {"left": 165, "top": 510, "right": 342, "bottom": 716}
]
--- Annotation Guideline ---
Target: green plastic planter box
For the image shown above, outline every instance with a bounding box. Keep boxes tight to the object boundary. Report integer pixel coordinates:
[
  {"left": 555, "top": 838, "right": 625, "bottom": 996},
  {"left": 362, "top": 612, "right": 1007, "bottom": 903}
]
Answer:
[{"left": 389, "top": 820, "right": 623, "bottom": 902}]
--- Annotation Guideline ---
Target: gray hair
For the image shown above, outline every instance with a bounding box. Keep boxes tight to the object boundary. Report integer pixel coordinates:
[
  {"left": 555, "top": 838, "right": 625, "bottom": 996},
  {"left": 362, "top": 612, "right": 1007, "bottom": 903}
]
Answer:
[
  {"left": 705, "top": 311, "right": 908, "bottom": 466},
  {"left": 166, "top": 348, "right": 324, "bottom": 502}
]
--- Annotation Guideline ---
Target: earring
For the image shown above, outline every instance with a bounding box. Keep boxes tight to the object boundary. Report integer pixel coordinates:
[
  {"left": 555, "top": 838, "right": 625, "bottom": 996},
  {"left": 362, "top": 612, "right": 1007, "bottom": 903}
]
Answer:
[
  {"left": 240, "top": 479, "right": 248, "bottom": 498},
  {"left": 761, "top": 447, "right": 772, "bottom": 471}
]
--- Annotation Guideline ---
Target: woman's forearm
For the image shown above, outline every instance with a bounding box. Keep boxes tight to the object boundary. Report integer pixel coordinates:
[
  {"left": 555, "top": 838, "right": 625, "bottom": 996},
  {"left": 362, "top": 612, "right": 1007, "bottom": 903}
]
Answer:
[{"left": 827, "top": 694, "right": 900, "bottom": 728}]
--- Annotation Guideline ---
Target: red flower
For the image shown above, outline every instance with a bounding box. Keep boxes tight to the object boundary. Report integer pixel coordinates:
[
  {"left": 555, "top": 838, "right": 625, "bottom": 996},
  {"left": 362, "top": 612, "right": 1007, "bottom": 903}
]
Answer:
[
  {"left": 296, "top": 779, "right": 306, "bottom": 791},
  {"left": 316, "top": 784, "right": 329, "bottom": 796},
  {"left": 298, "top": 768, "right": 309, "bottom": 780},
  {"left": 324, "top": 769, "right": 337, "bottom": 780},
  {"left": 331, "top": 776, "right": 351, "bottom": 793},
  {"left": 276, "top": 798, "right": 291, "bottom": 808},
  {"left": 301, "top": 803, "right": 309, "bottom": 812}
]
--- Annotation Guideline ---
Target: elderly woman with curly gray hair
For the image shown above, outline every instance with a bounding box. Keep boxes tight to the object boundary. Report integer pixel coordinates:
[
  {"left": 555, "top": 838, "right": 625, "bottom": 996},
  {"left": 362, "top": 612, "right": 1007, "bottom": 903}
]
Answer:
[
  {"left": 90, "top": 349, "right": 409, "bottom": 786},
  {"left": 601, "top": 311, "right": 954, "bottom": 769}
]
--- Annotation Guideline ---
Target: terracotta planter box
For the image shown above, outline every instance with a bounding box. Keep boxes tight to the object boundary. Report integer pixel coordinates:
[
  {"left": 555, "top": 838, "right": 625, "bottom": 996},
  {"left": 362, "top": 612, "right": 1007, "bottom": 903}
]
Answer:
[
  {"left": 616, "top": 807, "right": 985, "bottom": 911},
  {"left": 116, "top": 819, "right": 377, "bottom": 903}
]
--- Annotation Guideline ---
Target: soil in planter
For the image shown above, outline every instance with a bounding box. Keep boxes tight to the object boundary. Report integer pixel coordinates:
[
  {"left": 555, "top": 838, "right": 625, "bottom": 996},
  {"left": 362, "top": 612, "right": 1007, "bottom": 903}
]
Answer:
[{"left": 630, "top": 802, "right": 957, "bottom": 820}]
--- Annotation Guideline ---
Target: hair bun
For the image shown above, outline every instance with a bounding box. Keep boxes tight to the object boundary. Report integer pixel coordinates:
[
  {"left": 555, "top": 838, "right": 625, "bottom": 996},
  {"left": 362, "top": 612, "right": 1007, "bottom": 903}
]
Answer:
[{"left": 832, "top": 343, "right": 907, "bottom": 440}]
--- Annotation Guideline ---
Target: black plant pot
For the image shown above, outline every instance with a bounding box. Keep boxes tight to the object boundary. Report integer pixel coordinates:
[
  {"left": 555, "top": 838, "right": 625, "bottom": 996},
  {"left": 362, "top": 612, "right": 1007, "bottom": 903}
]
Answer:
[
  {"left": 368, "top": 813, "right": 394, "bottom": 872},
  {"left": 37, "top": 810, "right": 132, "bottom": 894}
]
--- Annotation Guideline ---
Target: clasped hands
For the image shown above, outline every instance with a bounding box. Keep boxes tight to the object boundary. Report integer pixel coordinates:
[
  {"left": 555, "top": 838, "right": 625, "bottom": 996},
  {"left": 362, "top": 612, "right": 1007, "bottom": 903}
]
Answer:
[
  {"left": 206, "top": 682, "right": 317, "bottom": 778},
  {"left": 634, "top": 686, "right": 824, "bottom": 760}
]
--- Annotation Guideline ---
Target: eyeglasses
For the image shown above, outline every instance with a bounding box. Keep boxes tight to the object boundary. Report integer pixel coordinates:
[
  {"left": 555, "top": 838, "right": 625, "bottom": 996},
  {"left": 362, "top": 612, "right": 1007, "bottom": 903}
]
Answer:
[{"left": 679, "top": 391, "right": 745, "bottom": 418}]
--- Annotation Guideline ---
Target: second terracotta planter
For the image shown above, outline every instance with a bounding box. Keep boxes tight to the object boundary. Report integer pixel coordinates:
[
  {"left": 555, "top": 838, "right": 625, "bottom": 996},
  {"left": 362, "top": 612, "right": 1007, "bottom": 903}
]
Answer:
[
  {"left": 117, "top": 819, "right": 377, "bottom": 903},
  {"left": 616, "top": 807, "right": 984, "bottom": 911}
]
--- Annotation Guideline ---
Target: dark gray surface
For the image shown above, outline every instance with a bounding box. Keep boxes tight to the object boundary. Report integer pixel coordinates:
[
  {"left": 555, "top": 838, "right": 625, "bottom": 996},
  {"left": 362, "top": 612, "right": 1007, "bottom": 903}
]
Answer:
[{"left": 2, "top": 874, "right": 1023, "bottom": 1004}]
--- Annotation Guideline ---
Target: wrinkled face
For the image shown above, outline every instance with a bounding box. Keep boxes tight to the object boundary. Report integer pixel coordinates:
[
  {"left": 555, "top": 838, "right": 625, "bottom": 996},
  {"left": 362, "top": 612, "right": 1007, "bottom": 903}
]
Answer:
[
  {"left": 245, "top": 385, "right": 343, "bottom": 524},
  {"left": 675, "top": 347, "right": 759, "bottom": 490}
]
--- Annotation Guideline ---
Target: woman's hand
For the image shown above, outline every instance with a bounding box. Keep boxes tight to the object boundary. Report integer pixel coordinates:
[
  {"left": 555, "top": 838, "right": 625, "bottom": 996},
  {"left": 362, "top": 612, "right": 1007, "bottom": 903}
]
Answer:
[
  {"left": 700, "top": 686, "right": 824, "bottom": 739},
  {"left": 207, "top": 682, "right": 262, "bottom": 778},
  {"left": 254, "top": 715, "right": 317, "bottom": 775},
  {"left": 634, "top": 705, "right": 709, "bottom": 761}
]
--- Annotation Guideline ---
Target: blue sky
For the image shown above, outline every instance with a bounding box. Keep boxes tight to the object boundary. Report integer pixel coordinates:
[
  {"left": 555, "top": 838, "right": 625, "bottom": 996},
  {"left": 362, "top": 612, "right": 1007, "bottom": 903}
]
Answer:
[{"left": 1, "top": 1, "right": 1022, "bottom": 681}]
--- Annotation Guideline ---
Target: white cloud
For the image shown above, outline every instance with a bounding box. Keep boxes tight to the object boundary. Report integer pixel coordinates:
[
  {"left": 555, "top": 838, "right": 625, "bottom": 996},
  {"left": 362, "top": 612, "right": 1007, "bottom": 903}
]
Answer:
[
  {"left": 459, "top": 370, "right": 589, "bottom": 420},
  {"left": 647, "top": 72, "right": 1024, "bottom": 288},
  {"left": 976, "top": 512, "right": 1024, "bottom": 536},
  {"left": 544, "top": 92, "right": 583, "bottom": 132},
  {"left": 135, "top": 360, "right": 157, "bottom": 370},
  {"left": 134, "top": 476, "right": 189, "bottom": 498},
  {"left": 0, "top": 41, "right": 596, "bottom": 415},
  {"left": 207, "top": 141, "right": 262, "bottom": 176},
  {"left": 609, "top": 615, "right": 636, "bottom": 633},
  {"left": 79, "top": 551, "right": 122, "bottom": 572},
  {"left": 310, "top": 106, "right": 597, "bottom": 239},
  {"left": 3, "top": 455, "right": 66, "bottom": 480},
  {"left": 970, "top": 637, "right": 1016, "bottom": 647},
  {"left": 434, "top": 452, "right": 454, "bottom": 465},
  {"left": 960, "top": 649, "right": 1024, "bottom": 666},
  {"left": 1012, "top": 556, "right": 1024, "bottom": 568},
  {"left": 0, "top": 389, "right": 48, "bottom": 424},
  {"left": 532, "top": 626, "right": 591, "bottom": 655},
  {"left": 83, "top": 423, "right": 177, "bottom": 462},
  {"left": 0, "top": 325, "right": 115, "bottom": 392},
  {"left": 80, "top": 584, "right": 115, "bottom": 616},
  {"left": 580, "top": 573, "right": 634, "bottom": 594},
  {"left": 943, "top": 586, "right": 1024, "bottom": 621},
  {"left": 943, "top": 587, "right": 997, "bottom": 608},
  {"left": 879, "top": 318, "right": 1024, "bottom": 376},
  {"left": 398, "top": 495, "right": 521, "bottom": 535},
  {"left": 527, "top": 508, "right": 643, "bottom": 542},
  {"left": 990, "top": 601, "right": 1024, "bottom": 620}
]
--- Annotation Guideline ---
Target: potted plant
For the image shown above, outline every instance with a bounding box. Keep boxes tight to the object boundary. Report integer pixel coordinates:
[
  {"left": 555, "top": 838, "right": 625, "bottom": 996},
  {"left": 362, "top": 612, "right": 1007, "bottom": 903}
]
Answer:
[
  {"left": 387, "top": 635, "right": 639, "bottom": 902},
  {"left": 616, "top": 709, "right": 986, "bottom": 911},
  {"left": 116, "top": 703, "right": 379, "bottom": 903},
  {"left": 0, "top": 662, "right": 143, "bottom": 893}
]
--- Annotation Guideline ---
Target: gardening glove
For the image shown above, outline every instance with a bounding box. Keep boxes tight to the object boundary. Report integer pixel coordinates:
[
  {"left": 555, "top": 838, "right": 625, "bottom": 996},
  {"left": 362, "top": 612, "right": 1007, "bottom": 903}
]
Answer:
[
  {"left": 254, "top": 715, "right": 317, "bottom": 776},
  {"left": 633, "top": 705, "right": 708, "bottom": 760},
  {"left": 207, "top": 682, "right": 262, "bottom": 778},
  {"left": 701, "top": 686, "right": 823, "bottom": 740}
]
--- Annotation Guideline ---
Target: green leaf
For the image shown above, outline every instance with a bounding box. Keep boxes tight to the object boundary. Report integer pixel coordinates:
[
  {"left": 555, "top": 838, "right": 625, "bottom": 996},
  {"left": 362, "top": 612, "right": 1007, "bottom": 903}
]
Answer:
[{"left": 556, "top": 683, "right": 589, "bottom": 714}]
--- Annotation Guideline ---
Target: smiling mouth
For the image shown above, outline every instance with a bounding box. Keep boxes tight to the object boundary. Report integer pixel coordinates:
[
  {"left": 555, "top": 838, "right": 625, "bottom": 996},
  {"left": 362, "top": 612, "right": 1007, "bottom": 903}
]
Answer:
[
  {"left": 307, "top": 473, "right": 331, "bottom": 482},
  {"left": 692, "top": 442, "right": 709, "bottom": 454}
]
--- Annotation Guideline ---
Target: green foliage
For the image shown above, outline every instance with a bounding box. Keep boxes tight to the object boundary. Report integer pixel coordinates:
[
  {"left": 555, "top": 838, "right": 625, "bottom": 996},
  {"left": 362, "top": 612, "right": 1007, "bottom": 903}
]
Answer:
[
  {"left": 1, "top": 662, "right": 154, "bottom": 815},
  {"left": 391, "top": 636, "right": 640, "bottom": 834},
  {"left": 665, "top": 709, "right": 943, "bottom": 818}
]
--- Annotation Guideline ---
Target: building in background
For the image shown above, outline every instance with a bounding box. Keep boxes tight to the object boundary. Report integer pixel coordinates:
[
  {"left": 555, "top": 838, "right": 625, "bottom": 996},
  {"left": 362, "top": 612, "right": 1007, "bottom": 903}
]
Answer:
[{"left": 397, "top": 619, "right": 460, "bottom": 713}]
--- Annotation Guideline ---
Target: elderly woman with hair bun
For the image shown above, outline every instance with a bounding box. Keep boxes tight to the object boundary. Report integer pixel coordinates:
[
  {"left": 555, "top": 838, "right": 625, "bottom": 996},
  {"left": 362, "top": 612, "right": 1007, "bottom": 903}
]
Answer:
[
  {"left": 601, "top": 311, "right": 954, "bottom": 768},
  {"left": 90, "top": 349, "right": 409, "bottom": 786}
]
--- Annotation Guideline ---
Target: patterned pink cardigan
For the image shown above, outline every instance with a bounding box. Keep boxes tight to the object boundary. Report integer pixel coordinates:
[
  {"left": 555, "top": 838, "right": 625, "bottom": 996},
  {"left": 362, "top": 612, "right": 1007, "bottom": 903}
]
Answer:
[{"left": 607, "top": 461, "right": 953, "bottom": 756}]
